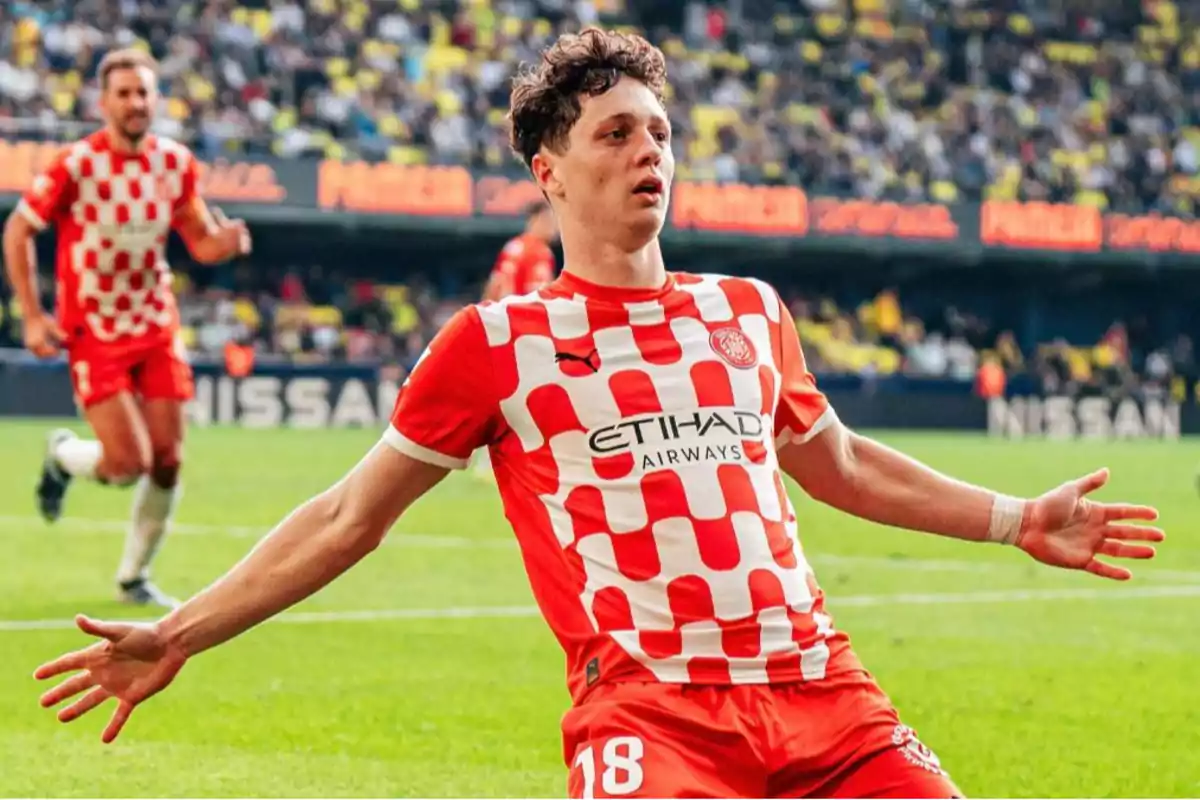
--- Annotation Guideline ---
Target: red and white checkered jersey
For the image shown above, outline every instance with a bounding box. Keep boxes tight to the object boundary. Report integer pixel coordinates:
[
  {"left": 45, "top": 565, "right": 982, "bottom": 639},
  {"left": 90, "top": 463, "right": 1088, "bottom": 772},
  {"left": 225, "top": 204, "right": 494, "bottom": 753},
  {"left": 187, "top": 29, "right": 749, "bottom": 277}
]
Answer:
[
  {"left": 16, "top": 130, "right": 197, "bottom": 346},
  {"left": 490, "top": 233, "right": 556, "bottom": 298},
  {"left": 387, "top": 270, "right": 862, "bottom": 701}
]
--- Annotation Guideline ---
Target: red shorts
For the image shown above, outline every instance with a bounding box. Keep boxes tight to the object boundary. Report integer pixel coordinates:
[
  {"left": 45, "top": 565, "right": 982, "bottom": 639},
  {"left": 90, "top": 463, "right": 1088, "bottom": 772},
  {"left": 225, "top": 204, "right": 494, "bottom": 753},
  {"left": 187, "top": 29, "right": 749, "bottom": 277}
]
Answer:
[
  {"left": 67, "top": 333, "right": 194, "bottom": 409},
  {"left": 563, "top": 673, "right": 962, "bottom": 799}
]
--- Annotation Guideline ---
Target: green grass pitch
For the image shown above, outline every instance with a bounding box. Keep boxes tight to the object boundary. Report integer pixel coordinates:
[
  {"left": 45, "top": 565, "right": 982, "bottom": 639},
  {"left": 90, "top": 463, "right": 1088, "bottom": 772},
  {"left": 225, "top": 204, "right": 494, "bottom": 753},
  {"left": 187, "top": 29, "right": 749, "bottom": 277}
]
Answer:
[{"left": 0, "top": 420, "right": 1197, "bottom": 797}]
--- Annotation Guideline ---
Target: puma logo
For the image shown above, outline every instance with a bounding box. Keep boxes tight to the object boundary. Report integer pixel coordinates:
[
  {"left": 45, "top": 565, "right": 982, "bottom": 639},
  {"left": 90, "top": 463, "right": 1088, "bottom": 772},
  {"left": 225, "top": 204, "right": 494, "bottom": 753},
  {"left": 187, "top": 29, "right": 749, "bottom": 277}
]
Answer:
[{"left": 554, "top": 348, "right": 600, "bottom": 374}]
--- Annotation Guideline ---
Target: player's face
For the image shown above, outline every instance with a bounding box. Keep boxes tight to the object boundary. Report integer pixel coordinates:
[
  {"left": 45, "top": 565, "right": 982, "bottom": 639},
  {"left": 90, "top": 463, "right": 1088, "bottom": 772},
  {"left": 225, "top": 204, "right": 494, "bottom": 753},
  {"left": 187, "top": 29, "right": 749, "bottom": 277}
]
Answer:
[
  {"left": 547, "top": 76, "right": 673, "bottom": 250},
  {"left": 101, "top": 67, "right": 157, "bottom": 143}
]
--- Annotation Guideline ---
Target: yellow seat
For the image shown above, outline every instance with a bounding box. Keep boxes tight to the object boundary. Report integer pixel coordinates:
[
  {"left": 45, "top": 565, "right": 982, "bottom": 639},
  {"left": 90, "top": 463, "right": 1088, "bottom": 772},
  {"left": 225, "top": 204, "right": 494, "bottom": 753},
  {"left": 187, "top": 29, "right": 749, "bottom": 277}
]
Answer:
[
  {"left": 387, "top": 146, "right": 427, "bottom": 165},
  {"left": 308, "top": 306, "right": 344, "bottom": 328}
]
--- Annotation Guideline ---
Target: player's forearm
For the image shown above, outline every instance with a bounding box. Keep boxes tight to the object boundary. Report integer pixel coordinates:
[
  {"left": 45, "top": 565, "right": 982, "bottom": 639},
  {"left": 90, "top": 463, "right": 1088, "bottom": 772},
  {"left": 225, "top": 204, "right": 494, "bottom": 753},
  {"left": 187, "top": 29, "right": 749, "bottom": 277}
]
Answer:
[
  {"left": 2, "top": 215, "right": 43, "bottom": 315},
  {"left": 806, "top": 431, "right": 1028, "bottom": 544},
  {"left": 154, "top": 490, "right": 382, "bottom": 657},
  {"left": 188, "top": 235, "right": 236, "bottom": 265}
]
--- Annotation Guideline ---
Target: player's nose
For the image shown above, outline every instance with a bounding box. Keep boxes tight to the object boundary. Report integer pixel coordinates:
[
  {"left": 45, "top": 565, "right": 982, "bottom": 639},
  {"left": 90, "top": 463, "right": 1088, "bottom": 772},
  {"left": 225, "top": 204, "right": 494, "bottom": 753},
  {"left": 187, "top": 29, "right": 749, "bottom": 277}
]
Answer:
[{"left": 633, "top": 129, "right": 664, "bottom": 169}]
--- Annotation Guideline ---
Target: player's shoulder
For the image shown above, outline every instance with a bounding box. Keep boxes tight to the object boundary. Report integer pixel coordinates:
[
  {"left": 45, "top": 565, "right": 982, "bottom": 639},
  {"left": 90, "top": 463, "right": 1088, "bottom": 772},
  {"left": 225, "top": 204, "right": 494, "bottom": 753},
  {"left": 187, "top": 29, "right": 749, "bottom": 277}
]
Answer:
[
  {"left": 472, "top": 286, "right": 560, "bottom": 345},
  {"left": 148, "top": 135, "right": 196, "bottom": 167},
  {"left": 45, "top": 134, "right": 104, "bottom": 177},
  {"left": 501, "top": 235, "right": 527, "bottom": 258},
  {"left": 672, "top": 271, "right": 782, "bottom": 304}
]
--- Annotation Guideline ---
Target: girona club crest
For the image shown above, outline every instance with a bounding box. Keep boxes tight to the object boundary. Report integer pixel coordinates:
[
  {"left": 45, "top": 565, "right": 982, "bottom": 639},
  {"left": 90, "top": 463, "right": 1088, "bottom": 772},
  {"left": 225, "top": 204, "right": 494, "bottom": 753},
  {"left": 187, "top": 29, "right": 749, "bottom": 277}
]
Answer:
[
  {"left": 892, "top": 725, "right": 946, "bottom": 775},
  {"left": 710, "top": 327, "right": 758, "bottom": 370}
]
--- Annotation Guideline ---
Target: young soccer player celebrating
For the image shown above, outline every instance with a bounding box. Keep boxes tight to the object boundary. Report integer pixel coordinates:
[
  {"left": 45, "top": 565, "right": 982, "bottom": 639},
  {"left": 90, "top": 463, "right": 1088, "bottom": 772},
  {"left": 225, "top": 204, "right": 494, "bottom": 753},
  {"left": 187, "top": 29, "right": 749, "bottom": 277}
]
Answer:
[{"left": 34, "top": 30, "right": 1162, "bottom": 799}]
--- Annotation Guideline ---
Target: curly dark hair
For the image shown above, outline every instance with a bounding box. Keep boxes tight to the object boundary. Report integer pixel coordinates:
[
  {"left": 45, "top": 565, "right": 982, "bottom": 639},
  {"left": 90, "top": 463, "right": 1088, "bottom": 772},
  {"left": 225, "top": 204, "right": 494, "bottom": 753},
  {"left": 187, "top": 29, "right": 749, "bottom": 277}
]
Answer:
[{"left": 508, "top": 27, "right": 668, "bottom": 169}]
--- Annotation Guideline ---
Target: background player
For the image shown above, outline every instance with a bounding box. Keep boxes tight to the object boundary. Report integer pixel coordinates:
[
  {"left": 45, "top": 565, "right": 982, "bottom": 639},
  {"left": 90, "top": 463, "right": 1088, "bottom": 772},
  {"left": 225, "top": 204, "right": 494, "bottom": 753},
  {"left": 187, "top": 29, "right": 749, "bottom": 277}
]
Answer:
[
  {"left": 1, "top": 48, "right": 250, "bottom": 608},
  {"left": 482, "top": 199, "right": 559, "bottom": 302},
  {"left": 474, "top": 199, "right": 559, "bottom": 478},
  {"left": 32, "top": 30, "right": 1163, "bottom": 799}
]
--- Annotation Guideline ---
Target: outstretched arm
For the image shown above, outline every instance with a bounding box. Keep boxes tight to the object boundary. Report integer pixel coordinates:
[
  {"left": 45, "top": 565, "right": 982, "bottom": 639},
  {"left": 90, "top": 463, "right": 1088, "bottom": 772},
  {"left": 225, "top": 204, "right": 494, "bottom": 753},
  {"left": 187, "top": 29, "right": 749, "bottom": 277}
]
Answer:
[
  {"left": 173, "top": 197, "right": 251, "bottom": 264},
  {"left": 156, "top": 442, "right": 447, "bottom": 655},
  {"left": 34, "top": 443, "right": 448, "bottom": 742},
  {"left": 35, "top": 304, "right": 501, "bottom": 743},
  {"left": 768, "top": 289, "right": 1162, "bottom": 580},
  {"left": 779, "top": 419, "right": 1163, "bottom": 580}
]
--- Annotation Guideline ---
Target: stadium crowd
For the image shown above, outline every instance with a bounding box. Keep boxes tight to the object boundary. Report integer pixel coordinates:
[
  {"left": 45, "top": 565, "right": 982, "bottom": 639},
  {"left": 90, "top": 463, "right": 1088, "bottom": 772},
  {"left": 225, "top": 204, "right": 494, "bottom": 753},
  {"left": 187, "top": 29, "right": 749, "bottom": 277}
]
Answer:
[
  {"left": 2, "top": 261, "right": 1194, "bottom": 405},
  {"left": 2, "top": 0, "right": 1200, "bottom": 214},
  {"left": 1, "top": 0, "right": 1199, "bottom": 401}
]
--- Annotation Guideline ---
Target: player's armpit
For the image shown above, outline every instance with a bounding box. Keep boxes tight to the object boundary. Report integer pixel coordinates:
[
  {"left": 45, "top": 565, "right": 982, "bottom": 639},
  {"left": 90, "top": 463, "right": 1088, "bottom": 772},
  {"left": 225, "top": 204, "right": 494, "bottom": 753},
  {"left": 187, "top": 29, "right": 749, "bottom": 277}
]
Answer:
[{"left": 155, "top": 442, "right": 449, "bottom": 659}]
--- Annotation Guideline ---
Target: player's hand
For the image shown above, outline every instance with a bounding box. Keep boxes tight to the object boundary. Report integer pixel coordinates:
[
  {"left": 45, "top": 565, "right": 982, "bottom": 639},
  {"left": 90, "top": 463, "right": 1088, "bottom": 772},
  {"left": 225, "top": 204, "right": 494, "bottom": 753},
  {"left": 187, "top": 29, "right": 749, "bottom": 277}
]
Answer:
[
  {"left": 34, "top": 615, "right": 188, "bottom": 743},
  {"left": 1017, "top": 468, "right": 1164, "bottom": 581},
  {"left": 22, "top": 311, "right": 67, "bottom": 358},
  {"left": 209, "top": 207, "right": 251, "bottom": 260}
]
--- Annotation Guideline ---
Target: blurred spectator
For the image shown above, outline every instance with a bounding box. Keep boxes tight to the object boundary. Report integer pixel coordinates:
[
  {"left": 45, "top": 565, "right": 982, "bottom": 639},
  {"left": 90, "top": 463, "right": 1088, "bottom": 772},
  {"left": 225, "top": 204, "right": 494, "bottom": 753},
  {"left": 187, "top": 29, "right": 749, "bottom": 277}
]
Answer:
[{"left": 2, "top": 0, "right": 1200, "bottom": 213}]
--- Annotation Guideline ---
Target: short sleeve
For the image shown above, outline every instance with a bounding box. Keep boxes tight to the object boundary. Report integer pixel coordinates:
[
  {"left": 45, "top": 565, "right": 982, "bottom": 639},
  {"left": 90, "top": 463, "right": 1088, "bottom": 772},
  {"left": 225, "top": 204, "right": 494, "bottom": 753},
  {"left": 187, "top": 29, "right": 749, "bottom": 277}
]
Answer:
[
  {"left": 383, "top": 306, "right": 503, "bottom": 469},
  {"left": 170, "top": 152, "right": 200, "bottom": 225},
  {"left": 773, "top": 296, "right": 836, "bottom": 448},
  {"left": 17, "top": 149, "right": 75, "bottom": 231}
]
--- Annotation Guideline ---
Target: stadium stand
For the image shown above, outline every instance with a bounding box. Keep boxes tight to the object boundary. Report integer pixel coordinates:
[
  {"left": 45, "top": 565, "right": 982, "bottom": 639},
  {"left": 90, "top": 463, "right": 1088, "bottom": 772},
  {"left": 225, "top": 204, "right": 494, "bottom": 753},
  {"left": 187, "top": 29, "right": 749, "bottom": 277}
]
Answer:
[
  {"left": 1, "top": 0, "right": 1199, "bottom": 212},
  {"left": 1, "top": 0, "right": 1198, "bottom": 405}
]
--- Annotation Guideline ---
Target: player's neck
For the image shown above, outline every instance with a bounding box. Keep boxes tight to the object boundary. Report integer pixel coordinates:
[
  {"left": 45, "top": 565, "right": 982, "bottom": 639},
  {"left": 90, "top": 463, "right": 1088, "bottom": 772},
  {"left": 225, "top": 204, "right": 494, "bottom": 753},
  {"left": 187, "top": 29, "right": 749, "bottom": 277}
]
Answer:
[
  {"left": 104, "top": 127, "right": 148, "bottom": 154},
  {"left": 560, "top": 237, "right": 666, "bottom": 291}
]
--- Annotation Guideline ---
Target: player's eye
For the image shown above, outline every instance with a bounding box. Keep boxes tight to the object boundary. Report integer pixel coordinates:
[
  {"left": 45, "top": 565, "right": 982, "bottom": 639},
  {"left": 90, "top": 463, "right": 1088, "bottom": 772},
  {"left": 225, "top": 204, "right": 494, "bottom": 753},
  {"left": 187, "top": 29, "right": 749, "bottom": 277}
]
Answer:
[{"left": 653, "top": 131, "right": 670, "bottom": 143}]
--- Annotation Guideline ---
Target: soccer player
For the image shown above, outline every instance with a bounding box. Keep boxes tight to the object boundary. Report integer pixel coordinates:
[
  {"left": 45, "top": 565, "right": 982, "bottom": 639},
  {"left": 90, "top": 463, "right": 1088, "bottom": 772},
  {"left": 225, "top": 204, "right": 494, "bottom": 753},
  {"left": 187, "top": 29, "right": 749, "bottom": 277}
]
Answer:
[
  {"left": 33, "top": 30, "right": 1163, "bottom": 799},
  {"left": 475, "top": 200, "right": 559, "bottom": 477},
  {"left": 482, "top": 199, "right": 560, "bottom": 302},
  {"left": 2, "top": 49, "right": 250, "bottom": 608}
]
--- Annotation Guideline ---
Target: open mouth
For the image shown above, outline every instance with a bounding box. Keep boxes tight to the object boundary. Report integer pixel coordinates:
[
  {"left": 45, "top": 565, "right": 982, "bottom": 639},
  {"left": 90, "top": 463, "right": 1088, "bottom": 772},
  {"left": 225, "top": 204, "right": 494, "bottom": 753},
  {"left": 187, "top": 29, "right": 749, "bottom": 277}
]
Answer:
[{"left": 633, "top": 178, "right": 664, "bottom": 198}]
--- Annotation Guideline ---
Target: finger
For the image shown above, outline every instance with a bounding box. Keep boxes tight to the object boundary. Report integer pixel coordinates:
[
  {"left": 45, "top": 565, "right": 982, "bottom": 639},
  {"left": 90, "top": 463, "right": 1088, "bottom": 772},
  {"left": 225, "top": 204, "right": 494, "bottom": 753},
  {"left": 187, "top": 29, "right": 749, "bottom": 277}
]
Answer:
[
  {"left": 1100, "top": 504, "right": 1159, "bottom": 523},
  {"left": 210, "top": 206, "right": 228, "bottom": 226},
  {"left": 1084, "top": 558, "right": 1132, "bottom": 581},
  {"left": 49, "top": 322, "right": 68, "bottom": 342},
  {"left": 232, "top": 221, "right": 251, "bottom": 253},
  {"left": 102, "top": 700, "right": 135, "bottom": 744},
  {"left": 58, "top": 686, "right": 111, "bottom": 723},
  {"left": 1098, "top": 540, "right": 1157, "bottom": 560},
  {"left": 76, "top": 614, "right": 130, "bottom": 642},
  {"left": 1101, "top": 523, "right": 1165, "bottom": 542},
  {"left": 34, "top": 649, "right": 92, "bottom": 680},
  {"left": 39, "top": 671, "right": 95, "bottom": 708},
  {"left": 1073, "top": 468, "right": 1110, "bottom": 496}
]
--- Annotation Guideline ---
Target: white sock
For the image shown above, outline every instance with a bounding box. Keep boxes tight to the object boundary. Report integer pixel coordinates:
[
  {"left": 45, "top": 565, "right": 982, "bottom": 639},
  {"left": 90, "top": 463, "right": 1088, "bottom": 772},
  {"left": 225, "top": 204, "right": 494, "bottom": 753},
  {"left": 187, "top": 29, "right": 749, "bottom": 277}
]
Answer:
[
  {"left": 474, "top": 447, "right": 492, "bottom": 474},
  {"left": 116, "top": 477, "right": 180, "bottom": 584},
  {"left": 54, "top": 438, "right": 102, "bottom": 480}
]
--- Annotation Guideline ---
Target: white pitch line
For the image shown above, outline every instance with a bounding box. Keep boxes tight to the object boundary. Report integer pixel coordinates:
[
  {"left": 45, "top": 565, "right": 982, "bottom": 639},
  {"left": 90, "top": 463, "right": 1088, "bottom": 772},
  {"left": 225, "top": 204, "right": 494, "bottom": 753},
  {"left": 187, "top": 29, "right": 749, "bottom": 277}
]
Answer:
[
  {"left": 2, "top": 515, "right": 1196, "bottom": 582},
  {"left": 0, "top": 515, "right": 507, "bottom": 549},
  {"left": 2, "top": 585, "right": 1198, "bottom": 633}
]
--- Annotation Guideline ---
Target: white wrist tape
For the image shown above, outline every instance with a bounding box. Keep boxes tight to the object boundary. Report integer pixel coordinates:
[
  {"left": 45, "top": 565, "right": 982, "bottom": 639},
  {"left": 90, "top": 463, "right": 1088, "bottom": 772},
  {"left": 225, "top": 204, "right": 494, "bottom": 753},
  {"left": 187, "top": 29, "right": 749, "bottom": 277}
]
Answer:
[{"left": 988, "top": 494, "right": 1026, "bottom": 545}]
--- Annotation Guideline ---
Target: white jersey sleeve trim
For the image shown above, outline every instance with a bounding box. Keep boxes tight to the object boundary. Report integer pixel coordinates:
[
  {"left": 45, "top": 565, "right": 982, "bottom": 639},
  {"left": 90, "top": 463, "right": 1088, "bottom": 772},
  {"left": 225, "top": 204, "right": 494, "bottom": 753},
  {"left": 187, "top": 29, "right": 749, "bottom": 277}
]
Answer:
[
  {"left": 382, "top": 425, "right": 470, "bottom": 470},
  {"left": 774, "top": 405, "right": 839, "bottom": 449},
  {"left": 16, "top": 200, "right": 48, "bottom": 231}
]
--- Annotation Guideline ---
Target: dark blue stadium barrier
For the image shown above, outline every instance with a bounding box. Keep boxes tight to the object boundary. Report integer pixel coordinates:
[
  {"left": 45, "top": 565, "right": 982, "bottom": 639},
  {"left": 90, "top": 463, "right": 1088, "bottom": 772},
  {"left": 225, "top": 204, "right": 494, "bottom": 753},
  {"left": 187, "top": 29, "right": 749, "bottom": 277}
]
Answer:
[{"left": 0, "top": 354, "right": 1194, "bottom": 439}]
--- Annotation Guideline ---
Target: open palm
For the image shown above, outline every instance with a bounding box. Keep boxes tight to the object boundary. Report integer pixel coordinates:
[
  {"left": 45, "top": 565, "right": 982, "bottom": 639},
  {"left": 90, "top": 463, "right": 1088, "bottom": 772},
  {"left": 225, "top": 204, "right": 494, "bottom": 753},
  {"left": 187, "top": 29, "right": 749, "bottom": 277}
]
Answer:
[
  {"left": 34, "top": 615, "right": 188, "bottom": 743},
  {"left": 1018, "top": 468, "right": 1164, "bottom": 581}
]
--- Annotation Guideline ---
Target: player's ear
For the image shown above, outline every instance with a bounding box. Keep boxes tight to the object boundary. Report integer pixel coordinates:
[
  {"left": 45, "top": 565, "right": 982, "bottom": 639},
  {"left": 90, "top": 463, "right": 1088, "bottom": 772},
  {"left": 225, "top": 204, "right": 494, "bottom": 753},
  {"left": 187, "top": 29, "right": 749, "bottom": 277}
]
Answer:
[{"left": 530, "top": 153, "right": 563, "bottom": 199}]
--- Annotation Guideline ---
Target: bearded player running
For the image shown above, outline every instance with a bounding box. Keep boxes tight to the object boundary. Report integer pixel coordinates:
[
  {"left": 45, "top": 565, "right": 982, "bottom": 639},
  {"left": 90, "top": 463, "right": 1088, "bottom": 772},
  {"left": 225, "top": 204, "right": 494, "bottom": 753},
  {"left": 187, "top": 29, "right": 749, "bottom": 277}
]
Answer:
[
  {"left": 2, "top": 49, "right": 250, "bottom": 608},
  {"left": 34, "top": 30, "right": 1162, "bottom": 799}
]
